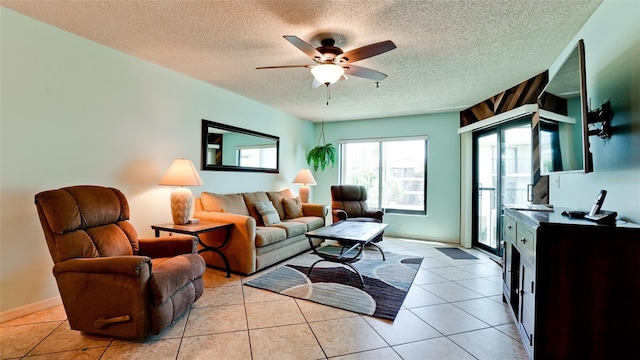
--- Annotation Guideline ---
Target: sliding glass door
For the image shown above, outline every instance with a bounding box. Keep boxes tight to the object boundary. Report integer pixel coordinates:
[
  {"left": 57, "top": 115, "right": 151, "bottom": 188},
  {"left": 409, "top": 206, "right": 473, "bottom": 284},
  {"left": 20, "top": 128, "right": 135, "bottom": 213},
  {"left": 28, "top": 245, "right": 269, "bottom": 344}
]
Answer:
[
  {"left": 473, "top": 120, "right": 532, "bottom": 255},
  {"left": 475, "top": 132, "right": 499, "bottom": 254}
]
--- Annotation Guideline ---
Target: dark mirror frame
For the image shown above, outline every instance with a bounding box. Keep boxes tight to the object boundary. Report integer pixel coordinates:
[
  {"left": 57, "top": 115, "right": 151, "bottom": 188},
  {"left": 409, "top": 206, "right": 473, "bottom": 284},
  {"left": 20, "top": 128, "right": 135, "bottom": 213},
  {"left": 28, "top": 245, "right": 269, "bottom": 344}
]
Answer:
[{"left": 201, "top": 119, "right": 279, "bottom": 173}]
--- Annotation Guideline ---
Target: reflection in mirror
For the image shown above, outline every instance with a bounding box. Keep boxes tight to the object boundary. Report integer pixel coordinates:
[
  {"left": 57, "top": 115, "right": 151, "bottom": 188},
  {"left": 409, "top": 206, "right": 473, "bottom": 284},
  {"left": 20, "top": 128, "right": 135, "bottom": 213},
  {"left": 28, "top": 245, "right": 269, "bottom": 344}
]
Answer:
[
  {"left": 538, "top": 39, "right": 592, "bottom": 174},
  {"left": 540, "top": 117, "right": 583, "bottom": 173},
  {"left": 201, "top": 120, "right": 279, "bottom": 173}
]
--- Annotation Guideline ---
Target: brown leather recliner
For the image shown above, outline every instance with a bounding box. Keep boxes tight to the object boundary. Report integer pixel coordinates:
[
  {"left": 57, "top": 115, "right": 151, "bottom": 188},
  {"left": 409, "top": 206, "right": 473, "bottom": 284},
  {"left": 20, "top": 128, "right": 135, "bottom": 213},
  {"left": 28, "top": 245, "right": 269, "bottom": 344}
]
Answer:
[
  {"left": 331, "top": 185, "right": 385, "bottom": 230},
  {"left": 331, "top": 185, "right": 384, "bottom": 242},
  {"left": 35, "top": 185, "right": 206, "bottom": 339}
]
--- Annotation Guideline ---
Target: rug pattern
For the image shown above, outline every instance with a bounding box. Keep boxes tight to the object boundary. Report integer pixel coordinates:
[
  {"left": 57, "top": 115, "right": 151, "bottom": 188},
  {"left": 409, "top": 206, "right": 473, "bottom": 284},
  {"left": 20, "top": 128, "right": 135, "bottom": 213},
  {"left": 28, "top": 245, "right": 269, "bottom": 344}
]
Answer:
[{"left": 245, "top": 246, "right": 423, "bottom": 320}]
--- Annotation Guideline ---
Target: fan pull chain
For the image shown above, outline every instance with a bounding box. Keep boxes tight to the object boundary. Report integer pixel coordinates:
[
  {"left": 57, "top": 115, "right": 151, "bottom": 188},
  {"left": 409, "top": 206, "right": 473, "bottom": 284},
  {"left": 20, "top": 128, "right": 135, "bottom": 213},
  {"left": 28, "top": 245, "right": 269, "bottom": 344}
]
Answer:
[{"left": 326, "top": 85, "right": 330, "bottom": 105}]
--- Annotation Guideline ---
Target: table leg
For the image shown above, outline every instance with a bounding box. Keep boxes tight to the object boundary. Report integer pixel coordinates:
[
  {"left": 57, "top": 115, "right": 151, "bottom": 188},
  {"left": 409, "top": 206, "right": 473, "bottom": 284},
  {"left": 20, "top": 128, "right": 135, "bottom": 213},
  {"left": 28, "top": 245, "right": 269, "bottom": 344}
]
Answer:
[
  {"left": 307, "top": 258, "right": 365, "bottom": 288},
  {"left": 338, "top": 240, "right": 385, "bottom": 261},
  {"left": 368, "top": 243, "right": 386, "bottom": 260},
  {"left": 306, "top": 238, "right": 367, "bottom": 287},
  {"left": 197, "top": 226, "right": 232, "bottom": 278}
]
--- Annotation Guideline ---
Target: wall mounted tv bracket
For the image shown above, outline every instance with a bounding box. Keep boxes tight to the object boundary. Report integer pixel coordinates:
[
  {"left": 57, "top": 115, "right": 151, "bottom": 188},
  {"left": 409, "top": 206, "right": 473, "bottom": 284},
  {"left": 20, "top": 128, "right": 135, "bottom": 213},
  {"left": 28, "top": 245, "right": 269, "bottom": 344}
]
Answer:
[{"left": 587, "top": 101, "right": 614, "bottom": 140}]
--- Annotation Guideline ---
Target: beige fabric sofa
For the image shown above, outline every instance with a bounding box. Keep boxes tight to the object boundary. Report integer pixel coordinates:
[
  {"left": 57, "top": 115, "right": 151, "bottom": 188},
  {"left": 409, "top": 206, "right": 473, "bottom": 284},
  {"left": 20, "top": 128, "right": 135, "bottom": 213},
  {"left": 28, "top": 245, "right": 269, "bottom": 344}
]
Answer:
[{"left": 193, "top": 189, "right": 327, "bottom": 275}]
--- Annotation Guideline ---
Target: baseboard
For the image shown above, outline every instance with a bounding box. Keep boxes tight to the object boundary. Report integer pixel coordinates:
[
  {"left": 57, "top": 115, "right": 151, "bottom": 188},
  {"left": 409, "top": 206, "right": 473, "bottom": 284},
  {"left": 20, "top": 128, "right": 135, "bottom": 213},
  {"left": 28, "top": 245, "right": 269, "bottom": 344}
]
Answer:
[{"left": 0, "top": 296, "right": 62, "bottom": 323}]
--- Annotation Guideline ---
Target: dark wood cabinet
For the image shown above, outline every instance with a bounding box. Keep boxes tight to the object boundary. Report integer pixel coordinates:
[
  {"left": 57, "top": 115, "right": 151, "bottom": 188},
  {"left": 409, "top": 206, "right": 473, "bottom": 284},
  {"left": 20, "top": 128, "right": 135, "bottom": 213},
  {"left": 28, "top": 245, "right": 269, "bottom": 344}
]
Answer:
[{"left": 502, "top": 207, "right": 640, "bottom": 359}]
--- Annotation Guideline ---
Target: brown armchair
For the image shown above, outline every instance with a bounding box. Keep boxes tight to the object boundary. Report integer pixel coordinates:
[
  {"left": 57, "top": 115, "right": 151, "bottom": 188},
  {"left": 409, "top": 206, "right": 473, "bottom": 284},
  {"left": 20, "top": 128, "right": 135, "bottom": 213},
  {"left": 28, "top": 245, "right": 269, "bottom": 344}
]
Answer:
[
  {"left": 331, "top": 185, "right": 384, "bottom": 242},
  {"left": 34, "top": 185, "right": 206, "bottom": 339},
  {"left": 331, "top": 185, "right": 384, "bottom": 237}
]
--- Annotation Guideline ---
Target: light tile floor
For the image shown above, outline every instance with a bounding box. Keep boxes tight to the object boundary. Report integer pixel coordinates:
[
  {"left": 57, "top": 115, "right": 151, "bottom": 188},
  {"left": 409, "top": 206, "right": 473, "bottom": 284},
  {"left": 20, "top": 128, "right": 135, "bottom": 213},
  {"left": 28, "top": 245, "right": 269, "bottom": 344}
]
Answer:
[{"left": 0, "top": 237, "right": 528, "bottom": 360}]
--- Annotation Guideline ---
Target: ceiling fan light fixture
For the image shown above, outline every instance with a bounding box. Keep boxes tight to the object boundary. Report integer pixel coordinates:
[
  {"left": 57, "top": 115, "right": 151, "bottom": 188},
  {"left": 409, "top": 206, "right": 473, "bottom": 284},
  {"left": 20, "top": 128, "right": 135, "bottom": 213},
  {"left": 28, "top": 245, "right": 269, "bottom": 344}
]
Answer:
[{"left": 311, "top": 64, "right": 344, "bottom": 85}]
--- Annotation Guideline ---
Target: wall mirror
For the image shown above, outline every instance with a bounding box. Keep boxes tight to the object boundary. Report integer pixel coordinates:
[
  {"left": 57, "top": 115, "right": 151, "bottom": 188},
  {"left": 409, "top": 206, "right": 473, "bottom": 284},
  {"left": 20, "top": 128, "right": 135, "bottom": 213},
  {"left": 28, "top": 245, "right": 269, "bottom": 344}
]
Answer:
[{"left": 201, "top": 120, "right": 279, "bottom": 173}]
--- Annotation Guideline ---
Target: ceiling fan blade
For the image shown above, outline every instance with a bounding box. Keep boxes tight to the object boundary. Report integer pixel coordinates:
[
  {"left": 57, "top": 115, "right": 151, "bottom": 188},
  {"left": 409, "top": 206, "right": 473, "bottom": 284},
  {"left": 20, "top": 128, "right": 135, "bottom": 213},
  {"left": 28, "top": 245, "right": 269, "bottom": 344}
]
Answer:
[
  {"left": 256, "top": 65, "right": 313, "bottom": 69},
  {"left": 311, "top": 78, "right": 323, "bottom": 89},
  {"left": 344, "top": 64, "right": 388, "bottom": 81},
  {"left": 337, "top": 40, "right": 396, "bottom": 63},
  {"left": 284, "top": 35, "right": 323, "bottom": 59}
]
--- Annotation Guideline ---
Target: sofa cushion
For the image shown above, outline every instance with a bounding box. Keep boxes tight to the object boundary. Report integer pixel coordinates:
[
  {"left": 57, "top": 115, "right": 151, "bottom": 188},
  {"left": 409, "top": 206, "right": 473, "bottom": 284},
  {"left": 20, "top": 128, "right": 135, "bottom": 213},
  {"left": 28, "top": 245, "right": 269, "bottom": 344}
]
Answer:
[
  {"left": 267, "top": 189, "right": 294, "bottom": 220},
  {"left": 243, "top": 192, "right": 270, "bottom": 225},
  {"left": 201, "top": 192, "right": 249, "bottom": 216},
  {"left": 254, "top": 201, "right": 281, "bottom": 226},
  {"left": 271, "top": 221, "right": 307, "bottom": 237},
  {"left": 284, "top": 217, "right": 325, "bottom": 231},
  {"left": 283, "top": 197, "right": 303, "bottom": 219},
  {"left": 255, "top": 227, "right": 287, "bottom": 247}
]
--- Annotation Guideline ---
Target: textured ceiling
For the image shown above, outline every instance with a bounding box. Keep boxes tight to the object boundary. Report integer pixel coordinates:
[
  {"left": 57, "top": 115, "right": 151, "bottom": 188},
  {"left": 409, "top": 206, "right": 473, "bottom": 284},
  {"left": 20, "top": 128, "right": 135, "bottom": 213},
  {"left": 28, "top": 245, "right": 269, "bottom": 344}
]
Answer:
[{"left": 1, "top": 0, "right": 602, "bottom": 122}]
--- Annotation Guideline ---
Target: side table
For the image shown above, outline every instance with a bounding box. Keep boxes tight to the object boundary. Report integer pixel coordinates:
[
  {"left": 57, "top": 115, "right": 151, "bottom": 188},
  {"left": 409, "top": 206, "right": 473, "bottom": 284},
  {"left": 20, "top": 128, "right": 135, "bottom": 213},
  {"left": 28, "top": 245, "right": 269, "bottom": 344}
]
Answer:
[{"left": 151, "top": 221, "right": 234, "bottom": 278}]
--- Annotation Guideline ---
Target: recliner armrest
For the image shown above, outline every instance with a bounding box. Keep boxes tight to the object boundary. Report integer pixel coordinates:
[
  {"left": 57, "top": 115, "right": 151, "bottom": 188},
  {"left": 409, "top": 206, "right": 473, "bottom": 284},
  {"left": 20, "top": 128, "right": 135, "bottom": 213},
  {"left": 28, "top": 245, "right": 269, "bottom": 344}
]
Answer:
[
  {"left": 149, "top": 253, "right": 205, "bottom": 306},
  {"left": 364, "top": 209, "right": 384, "bottom": 222},
  {"left": 53, "top": 256, "right": 152, "bottom": 277},
  {"left": 332, "top": 209, "right": 348, "bottom": 221},
  {"left": 138, "top": 235, "right": 197, "bottom": 258}
]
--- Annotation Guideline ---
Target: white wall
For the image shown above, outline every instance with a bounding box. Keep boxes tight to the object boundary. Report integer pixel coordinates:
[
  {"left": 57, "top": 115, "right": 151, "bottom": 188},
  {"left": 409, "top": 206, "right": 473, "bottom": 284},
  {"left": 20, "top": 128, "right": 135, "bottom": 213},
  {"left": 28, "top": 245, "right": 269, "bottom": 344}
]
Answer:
[
  {"left": 312, "top": 113, "right": 461, "bottom": 243},
  {"left": 0, "top": 8, "right": 314, "bottom": 314},
  {"left": 547, "top": 0, "right": 640, "bottom": 222}
]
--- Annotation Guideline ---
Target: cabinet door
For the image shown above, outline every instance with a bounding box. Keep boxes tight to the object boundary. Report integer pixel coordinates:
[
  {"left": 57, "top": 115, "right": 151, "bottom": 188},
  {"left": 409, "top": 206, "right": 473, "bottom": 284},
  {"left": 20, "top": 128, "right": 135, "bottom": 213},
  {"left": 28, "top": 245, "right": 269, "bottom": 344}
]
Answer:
[
  {"left": 502, "top": 214, "right": 516, "bottom": 296},
  {"left": 503, "top": 241, "right": 512, "bottom": 294},
  {"left": 520, "top": 260, "right": 535, "bottom": 351}
]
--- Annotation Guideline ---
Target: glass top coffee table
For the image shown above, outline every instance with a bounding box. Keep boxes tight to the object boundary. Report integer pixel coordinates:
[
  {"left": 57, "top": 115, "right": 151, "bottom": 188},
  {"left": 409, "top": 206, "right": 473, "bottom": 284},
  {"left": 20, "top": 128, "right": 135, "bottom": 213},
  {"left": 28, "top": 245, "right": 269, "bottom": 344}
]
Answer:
[{"left": 305, "top": 221, "right": 388, "bottom": 287}]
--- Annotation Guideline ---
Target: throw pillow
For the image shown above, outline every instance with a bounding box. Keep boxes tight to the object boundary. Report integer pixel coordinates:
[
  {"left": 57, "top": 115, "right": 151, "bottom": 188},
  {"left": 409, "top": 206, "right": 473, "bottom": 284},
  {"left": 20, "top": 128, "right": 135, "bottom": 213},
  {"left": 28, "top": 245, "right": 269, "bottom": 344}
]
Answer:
[
  {"left": 254, "top": 201, "right": 281, "bottom": 226},
  {"left": 267, "top": 188, "right": 294, "bottom": 220},
  {"left": 283, "top": 197, "right": 304, "bottom": 219},
  {"left": 243, "top": 192, "right": 271, "bottom": 225}
]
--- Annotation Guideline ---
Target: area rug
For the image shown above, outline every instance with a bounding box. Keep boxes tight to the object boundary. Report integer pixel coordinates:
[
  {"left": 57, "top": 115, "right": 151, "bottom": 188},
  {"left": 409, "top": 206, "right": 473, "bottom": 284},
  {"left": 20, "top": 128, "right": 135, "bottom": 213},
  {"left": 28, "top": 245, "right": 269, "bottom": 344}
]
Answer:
[
  {"left": 436, "top": 247, "right": 478, "bottom": 260},
  {"left": 244, "top": 246, "right": 423, "bottom": 320}
]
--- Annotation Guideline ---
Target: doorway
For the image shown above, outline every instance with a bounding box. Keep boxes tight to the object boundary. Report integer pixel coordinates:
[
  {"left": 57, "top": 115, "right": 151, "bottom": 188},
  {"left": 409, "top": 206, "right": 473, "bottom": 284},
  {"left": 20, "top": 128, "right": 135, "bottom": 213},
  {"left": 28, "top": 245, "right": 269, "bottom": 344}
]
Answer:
[{"left": 473, "top": 120, "right": 532, "bottom": 256}]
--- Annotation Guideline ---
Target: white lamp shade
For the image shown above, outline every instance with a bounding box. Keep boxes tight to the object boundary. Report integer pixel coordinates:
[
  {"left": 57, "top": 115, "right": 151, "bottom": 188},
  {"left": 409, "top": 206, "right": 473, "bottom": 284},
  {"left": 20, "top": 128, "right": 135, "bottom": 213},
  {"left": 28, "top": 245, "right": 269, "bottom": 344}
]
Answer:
[
  {"left": 159, "top": 159, "right": 204, "bottom": 186},
  {"left": 293, "top": 169, "right": 316, "bottom": 204},
  {"left": 159, "top": 158, "right": 204, "bottom": 224},
  {"left": 311, "top": 64, "right": 345, "bottom": 85},
  {"left": 292, "top": 169, "right": 317, "bottom": 186}
]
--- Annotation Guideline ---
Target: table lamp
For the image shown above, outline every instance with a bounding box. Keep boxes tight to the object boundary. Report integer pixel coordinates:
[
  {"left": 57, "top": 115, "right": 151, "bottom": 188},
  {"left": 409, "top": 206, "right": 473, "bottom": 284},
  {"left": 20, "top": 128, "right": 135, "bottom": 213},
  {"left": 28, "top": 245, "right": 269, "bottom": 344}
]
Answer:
[
  {"left": 159, "top": 158, "right": 204, "bottom": 224},
  {"left": 292, "top": 168, "right": 317, "bottom": 203}
]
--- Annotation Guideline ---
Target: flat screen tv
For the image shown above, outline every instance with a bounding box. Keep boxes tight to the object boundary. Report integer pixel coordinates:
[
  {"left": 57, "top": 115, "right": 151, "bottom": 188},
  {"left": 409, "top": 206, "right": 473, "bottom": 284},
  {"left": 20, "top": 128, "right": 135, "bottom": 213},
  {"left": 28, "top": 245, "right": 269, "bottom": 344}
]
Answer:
[{"left": 538, "top": 39, "right": 593, "bottom": 175}]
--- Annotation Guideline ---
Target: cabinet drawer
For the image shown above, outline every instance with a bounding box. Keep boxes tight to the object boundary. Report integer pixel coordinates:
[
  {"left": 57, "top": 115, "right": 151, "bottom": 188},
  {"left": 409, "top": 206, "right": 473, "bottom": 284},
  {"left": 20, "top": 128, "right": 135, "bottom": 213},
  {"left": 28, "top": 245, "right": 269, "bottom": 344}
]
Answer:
[
  {"left": 504, "top": 215, "right": 517, "bottom": 241},
  {"left": 516, "top": 225, "right": 535, "bottom": 263}
]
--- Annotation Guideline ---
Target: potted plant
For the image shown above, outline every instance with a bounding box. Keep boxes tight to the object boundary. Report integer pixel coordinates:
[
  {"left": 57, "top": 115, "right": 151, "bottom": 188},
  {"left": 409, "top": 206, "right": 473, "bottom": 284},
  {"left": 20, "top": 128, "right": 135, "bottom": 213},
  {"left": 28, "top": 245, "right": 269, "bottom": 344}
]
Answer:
[{"left": 306, "top": 121, "right": 336, "bottom": 171}]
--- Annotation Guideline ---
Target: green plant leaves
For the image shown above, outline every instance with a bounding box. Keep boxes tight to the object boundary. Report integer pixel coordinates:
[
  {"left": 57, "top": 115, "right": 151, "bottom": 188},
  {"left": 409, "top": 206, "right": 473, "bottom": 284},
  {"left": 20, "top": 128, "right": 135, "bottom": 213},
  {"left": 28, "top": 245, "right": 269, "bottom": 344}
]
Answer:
[{"left": 306, "top": 143, "right": 336, "bottom": 171}]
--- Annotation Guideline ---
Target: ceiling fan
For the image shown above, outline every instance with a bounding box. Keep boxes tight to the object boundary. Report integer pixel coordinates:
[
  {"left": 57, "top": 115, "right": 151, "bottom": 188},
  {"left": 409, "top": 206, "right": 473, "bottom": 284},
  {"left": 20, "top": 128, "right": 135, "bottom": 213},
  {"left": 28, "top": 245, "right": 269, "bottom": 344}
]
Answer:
[{"left": 257, "top": 35, "right": 396, "bottom": 88}]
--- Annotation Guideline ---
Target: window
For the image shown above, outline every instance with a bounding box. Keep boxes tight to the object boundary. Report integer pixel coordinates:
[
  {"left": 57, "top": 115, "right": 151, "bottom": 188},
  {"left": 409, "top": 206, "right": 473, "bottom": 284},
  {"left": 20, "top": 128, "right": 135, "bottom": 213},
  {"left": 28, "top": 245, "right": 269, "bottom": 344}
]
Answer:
[
  {"left": 339, "top": 137, "right": 428, "bottom": 215},
  {"left": 237, "top": 145, "right": 277, "bottom": 168}
]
